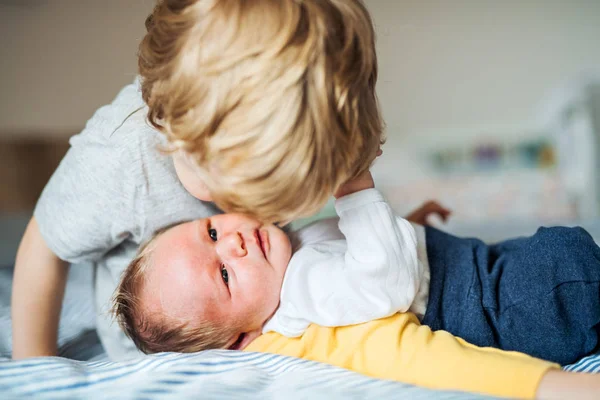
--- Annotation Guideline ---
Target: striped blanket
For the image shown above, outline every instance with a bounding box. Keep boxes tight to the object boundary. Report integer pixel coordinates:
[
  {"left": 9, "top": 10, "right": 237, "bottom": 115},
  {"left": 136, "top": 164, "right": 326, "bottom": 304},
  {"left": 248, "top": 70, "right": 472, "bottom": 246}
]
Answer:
[
  {"left": 0, "top": 344, "right": 598, "bottom": 399},
  {"left": 0, "top": 266, "right": 598, "bottom": 399},
  {"left": 0, "top": 351, "right": 491, "bottom": 399}
]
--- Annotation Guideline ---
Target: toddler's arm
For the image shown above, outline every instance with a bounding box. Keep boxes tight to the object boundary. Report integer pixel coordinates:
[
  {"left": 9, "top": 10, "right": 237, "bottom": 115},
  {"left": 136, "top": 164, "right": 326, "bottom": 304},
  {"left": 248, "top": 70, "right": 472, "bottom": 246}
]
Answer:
[
  {"left": 11, "top": 217, "right": 68, "bottom": 359},
  {"left": 249, "top": 313, "right": 576, "bottom": 399},
  {"left": 537, "top": 369, "right": 600, "bottom": 400}
]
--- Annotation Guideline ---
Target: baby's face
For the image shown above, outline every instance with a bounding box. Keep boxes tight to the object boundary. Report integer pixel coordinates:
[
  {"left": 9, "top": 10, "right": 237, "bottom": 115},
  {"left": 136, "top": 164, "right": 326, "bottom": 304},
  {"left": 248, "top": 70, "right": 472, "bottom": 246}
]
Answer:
[{"left": 141, "top": 214, "right": 292, "bottom": 345}]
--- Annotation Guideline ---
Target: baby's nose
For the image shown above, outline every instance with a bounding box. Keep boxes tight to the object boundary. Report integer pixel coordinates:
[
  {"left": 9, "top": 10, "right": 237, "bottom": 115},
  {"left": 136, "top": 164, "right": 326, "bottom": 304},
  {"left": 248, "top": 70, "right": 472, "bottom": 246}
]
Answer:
[{"left": 218, "top": 232, "right": 247, "bottom": 258}]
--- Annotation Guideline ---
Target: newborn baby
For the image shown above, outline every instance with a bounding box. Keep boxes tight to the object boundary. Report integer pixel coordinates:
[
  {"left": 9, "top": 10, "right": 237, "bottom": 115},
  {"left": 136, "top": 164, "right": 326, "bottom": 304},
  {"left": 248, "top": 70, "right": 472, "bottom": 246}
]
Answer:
[{"left": 113, "top": 172, "right": 600, "bottom": 365}]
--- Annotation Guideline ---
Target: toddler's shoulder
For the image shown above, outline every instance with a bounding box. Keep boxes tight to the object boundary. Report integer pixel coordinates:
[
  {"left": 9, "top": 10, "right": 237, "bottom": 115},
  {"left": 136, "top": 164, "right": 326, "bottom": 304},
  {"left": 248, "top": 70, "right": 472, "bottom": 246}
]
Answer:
[
  {"left": 71, "top": 78, "right": 162, "bottom": 152},
  {"left": 65, "top": 80, "right": 170, "bottom": 179}
]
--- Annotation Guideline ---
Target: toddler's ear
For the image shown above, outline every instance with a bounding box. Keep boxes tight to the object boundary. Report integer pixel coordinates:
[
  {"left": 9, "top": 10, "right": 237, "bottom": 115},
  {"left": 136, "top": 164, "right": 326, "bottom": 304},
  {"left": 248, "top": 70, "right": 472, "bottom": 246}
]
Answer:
[{"left": 228, "top": 330, "right": 262, "bottom": 350}]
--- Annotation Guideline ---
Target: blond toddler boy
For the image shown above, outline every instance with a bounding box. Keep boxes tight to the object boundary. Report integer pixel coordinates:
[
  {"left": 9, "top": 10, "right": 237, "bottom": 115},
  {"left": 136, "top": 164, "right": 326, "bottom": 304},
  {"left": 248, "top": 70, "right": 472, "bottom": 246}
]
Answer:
[{"left": 11, "top": 0, "right": 383, "bottom": 361}]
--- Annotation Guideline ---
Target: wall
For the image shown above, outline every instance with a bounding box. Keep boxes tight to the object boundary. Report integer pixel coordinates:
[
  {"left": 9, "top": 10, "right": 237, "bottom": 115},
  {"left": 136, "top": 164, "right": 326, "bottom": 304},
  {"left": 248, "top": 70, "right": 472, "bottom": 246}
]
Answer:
[
  {"left": 368, "top": 0, "right": 600, "bottom": 182},
  {"left": 370, "top": 0, "right": 600, "bottom": 139},
  {"left": 0, "top": 0, "right": 153, "bottom": 138}
]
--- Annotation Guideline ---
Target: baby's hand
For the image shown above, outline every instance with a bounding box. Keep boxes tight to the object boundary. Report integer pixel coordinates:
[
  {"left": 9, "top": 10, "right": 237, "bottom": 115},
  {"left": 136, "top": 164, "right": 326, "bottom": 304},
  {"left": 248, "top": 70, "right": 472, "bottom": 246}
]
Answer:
[
  {"left": 405, "top": 201, "right": 451, "bottom": 225},
  {"left": 334, "top": 146, "right": 382, "bottom": 199},
  {"left": 334, "top": 170, "right": 375, "bottom": 199}
]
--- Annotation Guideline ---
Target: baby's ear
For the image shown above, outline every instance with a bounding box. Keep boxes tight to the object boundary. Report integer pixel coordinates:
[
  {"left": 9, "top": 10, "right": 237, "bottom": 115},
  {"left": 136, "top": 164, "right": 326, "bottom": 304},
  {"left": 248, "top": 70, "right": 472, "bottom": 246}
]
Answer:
[{"left": 228, "top": 330, "right": 262, "bottom": 350}]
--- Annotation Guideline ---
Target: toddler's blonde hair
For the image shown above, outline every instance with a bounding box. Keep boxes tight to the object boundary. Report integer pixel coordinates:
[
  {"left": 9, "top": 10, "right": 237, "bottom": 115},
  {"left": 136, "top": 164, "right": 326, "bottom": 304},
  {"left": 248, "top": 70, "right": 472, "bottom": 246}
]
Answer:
[
  {"left": 140, "top": 0, "right": 384, "bottom": 224},
  {"left": 112, "top": 231, "right": 241, "bottom": 354}
]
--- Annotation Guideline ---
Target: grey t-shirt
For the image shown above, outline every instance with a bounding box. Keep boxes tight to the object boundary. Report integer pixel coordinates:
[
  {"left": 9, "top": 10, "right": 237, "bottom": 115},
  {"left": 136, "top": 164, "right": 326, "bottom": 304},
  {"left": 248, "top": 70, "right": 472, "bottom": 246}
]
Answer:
[{"left": 34, "top": 79, "right": 221, "bottom": 360}]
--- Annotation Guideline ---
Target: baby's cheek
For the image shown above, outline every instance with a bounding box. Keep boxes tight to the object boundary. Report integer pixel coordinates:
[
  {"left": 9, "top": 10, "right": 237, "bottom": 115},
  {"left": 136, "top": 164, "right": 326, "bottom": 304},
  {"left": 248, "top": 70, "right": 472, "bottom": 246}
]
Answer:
[{"left": 247, "top": 274, "right": 276, "bottom": 309}]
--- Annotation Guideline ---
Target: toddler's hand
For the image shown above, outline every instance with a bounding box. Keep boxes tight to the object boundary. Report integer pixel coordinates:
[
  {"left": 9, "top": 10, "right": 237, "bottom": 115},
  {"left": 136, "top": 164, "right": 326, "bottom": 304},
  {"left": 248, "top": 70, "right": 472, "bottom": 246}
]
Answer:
[
  {"left": 405, "top": 201, "right": 451, "bottom": 225},
  {"left": 334, "top": 170, "right": 375, "bottom": 199}
]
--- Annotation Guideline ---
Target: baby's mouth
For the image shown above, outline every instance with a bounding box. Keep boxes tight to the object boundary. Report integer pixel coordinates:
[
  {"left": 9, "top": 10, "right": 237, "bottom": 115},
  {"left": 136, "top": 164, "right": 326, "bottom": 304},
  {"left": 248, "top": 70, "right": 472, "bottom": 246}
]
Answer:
[{"left": 256, "top": 229, "right": 269, "bottom": 258}]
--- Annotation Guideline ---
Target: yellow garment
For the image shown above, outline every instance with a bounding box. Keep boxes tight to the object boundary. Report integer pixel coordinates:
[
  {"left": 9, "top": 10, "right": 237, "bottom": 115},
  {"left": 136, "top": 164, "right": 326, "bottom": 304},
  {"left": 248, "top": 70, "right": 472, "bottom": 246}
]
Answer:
[{"left": 246, "top": 313, "right": 558, "bottom": 399}]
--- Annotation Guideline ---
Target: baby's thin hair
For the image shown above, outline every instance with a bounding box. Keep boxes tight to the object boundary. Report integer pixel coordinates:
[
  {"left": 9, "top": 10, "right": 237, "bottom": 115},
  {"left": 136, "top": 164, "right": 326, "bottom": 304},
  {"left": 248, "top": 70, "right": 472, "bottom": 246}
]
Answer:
[{"left": 112, "top": 227, "right": 242, "bottom": 354}]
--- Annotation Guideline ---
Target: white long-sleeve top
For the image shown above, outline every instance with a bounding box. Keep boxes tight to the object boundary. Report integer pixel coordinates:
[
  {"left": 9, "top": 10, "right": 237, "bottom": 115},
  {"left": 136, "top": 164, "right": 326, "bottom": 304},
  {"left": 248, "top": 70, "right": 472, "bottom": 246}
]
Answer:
[{"left": 262, "top": 188, "right": 430, "bottom": 337}]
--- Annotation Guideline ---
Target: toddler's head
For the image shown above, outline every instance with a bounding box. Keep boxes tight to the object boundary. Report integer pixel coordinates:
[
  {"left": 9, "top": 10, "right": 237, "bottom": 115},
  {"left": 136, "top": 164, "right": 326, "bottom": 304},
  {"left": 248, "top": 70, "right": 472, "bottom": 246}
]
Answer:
[
  {"left": 139, "top": 0, "right": 384, "bottom": 224},
  {"left": 113, "top": 214, "right": 292, "bottom": 353}
]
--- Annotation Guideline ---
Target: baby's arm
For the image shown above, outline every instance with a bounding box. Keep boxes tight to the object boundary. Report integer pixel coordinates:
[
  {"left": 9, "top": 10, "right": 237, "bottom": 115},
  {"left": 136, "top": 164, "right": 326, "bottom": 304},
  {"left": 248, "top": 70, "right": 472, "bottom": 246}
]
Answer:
[
  {"left": 333, "top": 171, "right": 422, "bottom": 317},
  {"left": 267, "top": 171, "right": 424, "bottom": 335},
  {"left": 11, "top": 217, "right": 68, "bottom": 359},
  {"left": 404, "top": 200, "right": 451, "bottom": 225}
]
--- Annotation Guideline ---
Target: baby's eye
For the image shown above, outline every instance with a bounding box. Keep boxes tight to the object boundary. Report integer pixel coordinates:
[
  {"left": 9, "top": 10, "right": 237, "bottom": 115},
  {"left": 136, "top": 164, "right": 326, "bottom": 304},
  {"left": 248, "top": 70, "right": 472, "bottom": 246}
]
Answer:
[
  {"left": 220, "top": 265, "right": 229, "bottom": 286},
  {"left": 209, "top": 228, "right": 218, "bottom": 242}
]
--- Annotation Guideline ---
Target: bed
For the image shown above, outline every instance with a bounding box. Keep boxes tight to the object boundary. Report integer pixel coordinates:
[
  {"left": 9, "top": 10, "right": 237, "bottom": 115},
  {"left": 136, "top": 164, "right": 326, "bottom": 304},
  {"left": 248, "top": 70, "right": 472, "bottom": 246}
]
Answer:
[
  {"left": 0, "top": 257, "right": 598, "bottom": 399},
  {"left": 2, "top": 80, "right": 600, "bottom": 399},
  {"left": 0, "top": 266, "right": 490, "bottom": 399}
]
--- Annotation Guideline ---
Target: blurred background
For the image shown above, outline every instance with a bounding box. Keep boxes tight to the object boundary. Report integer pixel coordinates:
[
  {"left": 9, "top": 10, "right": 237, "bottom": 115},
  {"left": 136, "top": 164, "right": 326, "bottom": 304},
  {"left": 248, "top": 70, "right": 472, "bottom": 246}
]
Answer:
[{"left": 1, "top": 0, "right": 600, "bottom": 266}]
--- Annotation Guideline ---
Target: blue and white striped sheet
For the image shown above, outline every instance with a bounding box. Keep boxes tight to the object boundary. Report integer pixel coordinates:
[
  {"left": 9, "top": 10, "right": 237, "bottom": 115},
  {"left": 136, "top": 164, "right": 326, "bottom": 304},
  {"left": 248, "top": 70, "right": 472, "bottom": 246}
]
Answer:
[
  {"left": 1, "top": 261, "right": 598, "bottom": 399},
  {"left": 0, "top": 348, "right": 597, "bottom": 399},
  {"left": 0, "top": 350, "right": 494, "bottom": 399},
  {"left": 565, "top": 352, "right": 600, "bottom": 373}
]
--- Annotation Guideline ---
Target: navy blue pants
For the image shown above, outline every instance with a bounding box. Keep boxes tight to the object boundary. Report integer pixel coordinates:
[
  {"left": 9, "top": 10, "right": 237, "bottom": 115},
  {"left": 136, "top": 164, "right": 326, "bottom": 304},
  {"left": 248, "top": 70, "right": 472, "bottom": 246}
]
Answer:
[{"left": 421, "top": 226, "right": 600, "bottom": 365}]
